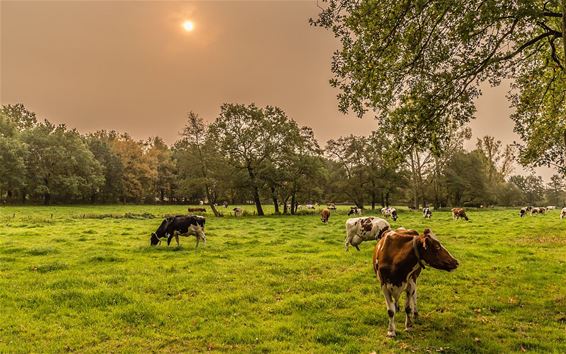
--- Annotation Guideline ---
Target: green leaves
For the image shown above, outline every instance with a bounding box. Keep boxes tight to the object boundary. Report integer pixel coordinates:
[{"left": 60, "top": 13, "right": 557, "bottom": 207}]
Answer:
[{"left": 313, "top": 0, "right": 565, "bottom": 172}]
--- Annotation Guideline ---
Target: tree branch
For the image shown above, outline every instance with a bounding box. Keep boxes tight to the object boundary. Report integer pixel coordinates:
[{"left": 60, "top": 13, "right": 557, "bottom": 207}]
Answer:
[{"left": 549, "top": 37, "right": 564, "bottom": 70}]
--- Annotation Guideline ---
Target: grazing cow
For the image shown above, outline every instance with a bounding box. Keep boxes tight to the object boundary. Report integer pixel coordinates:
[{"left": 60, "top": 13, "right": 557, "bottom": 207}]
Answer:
[
  {"left": 188, "top": 207, "right": 206, "bottom": 213},
  {"left": 560, "top": 207, "right": 566, "bottom": 219},
  {"left": 451, "top": 208, "right": 469, "bottom": 221},
  {"left": 519, "top": 207, "right": 527, "bottom": 217},
  {"left": 150, "top": 215, "right": 206, "bottom": 249},
  {"left": 348, "top": 207, "right": 362, "bottom": 216},
  {"left": 373, "top": 228, "right": 459, "bottom": 337},
  {"left": 233, "top": 207, "right": 243, "bottom": 217},
  {"left": 423, "top": 207, "right": 432, "bottom": 219},
  {"left": 306, "top": 204, "right": 316, "bottom": 209},
  {"left": 320, "top": 208, "right": 330, "bottom": 224},
  {"left": 547, "top": 206, "right": 556, "bottom": 210},
  {"left": 327, "top": 203, "right": 337, "bottom": 210},
  {"left": 531, "top": 207, "right": 546, "bottom": 215},
  {"left": 381, "top": 207, "right": 398, "bottom": 221},
  {"left": 223, "top": 201, "right": 229, "bottom": 208},
  {"left": 344, "top": 217, "right": 390, "bottom": 251}
]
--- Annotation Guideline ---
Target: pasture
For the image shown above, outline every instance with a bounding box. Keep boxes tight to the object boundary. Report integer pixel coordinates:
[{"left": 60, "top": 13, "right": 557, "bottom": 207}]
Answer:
[{"left": 0, "top": 206, "right": 565, "bottom": 353}]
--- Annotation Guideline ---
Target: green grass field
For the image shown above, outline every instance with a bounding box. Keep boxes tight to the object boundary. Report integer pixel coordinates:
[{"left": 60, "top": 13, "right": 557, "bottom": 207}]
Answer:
[{"left": 0, "top": 205, "right": 565, "bottom": 353}]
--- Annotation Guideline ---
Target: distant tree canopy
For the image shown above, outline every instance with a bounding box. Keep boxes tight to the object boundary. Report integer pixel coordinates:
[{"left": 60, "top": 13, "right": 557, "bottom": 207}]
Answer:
[
  {"left": 1, "top": 104, "right": 564, "bottom": 210},
  {"left": 312, "top": 0, "right": 566, "bottom": 174}
]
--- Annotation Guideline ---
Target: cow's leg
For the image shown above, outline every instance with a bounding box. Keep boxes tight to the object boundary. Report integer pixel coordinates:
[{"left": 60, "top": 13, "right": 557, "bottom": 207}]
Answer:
[
  {"left": 404, "top": 279, "right": 417, "bottom": 330},
  {"left": 382, "top": 284, "right": 402, "bottom": 337},
  {"left": 167, "top": 233, "right": 173, "bottom": 246},
  {"left": 175, "top": 232, "right": 180, "bottom": 247},
  {"left": 413, "top": 283, "right": 419, "bottom": 319},
  {"left": 344, "top": 235, "right": 351, "bottom": 252}
]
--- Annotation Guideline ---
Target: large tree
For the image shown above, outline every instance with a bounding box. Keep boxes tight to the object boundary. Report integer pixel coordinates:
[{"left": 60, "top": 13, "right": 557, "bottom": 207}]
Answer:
[
  {"left": 313, "top": 0, "right": 565, "bottom": 171},
  {"left": 176, "top": 112, "right": 222, "bottom": 216},
  {"left": 208, "top": 104, "right": 293, "bottom": 216}
]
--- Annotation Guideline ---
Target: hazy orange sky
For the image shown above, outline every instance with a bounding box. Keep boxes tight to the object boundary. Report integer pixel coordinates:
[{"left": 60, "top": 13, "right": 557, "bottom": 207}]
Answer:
[{"left": 0, "top": 1, "right": 553, "bottom": 179}]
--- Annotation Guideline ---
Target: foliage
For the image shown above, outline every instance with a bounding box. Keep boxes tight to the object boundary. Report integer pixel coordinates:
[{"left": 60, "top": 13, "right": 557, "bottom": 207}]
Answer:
[
  {"left": 312, "top": 0, "right": 566, "bottom": 171},
  {"left": 21, "top": 121, "right": 103, "bottom": 204},
  {"left": 509, "top": 174, "right": 546, "bottom": 205}
]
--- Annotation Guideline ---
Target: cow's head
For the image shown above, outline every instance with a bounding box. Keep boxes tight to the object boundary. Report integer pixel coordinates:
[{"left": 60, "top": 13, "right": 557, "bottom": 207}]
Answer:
[
  {"left": 150, "top": 232, "right": 161, "bottom": 246},
  {"left": 420, "top": 229, "right": 459, "bottom": 271}
]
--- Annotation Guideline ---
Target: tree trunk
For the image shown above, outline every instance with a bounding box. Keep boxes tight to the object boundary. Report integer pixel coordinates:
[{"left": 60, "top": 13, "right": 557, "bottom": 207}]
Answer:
[
  {"left": 271, "top": 186, "right": 280, "bottom": 214},
  {"left": 283, "top": 196, "right": 289, "bottom": 214},
  {"left": 204, "top": 184, "right": 221, "bottom": 217},
  {"left": 246, "top": 166, "right": 264, "bottom": 216},
  {"left": 385, "top": 191, "right": 390, "bottom": 207},
  {"left": 44, "top": 192, "right": 51, "bottom": 205},
  {"left": 409, "top": 151, "right": 419, "bottom": 210},
  {"left": 291, "top": 192, "right": 296, "bottom": 215},
  {"left": 371, "top": 191, "right": 376, "bottom": 210}
]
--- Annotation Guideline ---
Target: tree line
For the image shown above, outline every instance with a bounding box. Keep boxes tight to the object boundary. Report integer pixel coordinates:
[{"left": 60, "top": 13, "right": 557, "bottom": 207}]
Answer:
[{"left": 1, "top": 103, "right": 564, "bottom": 213}]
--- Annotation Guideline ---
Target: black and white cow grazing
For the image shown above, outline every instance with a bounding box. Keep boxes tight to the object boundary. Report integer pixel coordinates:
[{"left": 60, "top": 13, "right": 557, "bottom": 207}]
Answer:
[
  {"left": 344, "top": 216, "right": 390, "bottom": 251},
  {"left": 348, "top": 207, "right": 362, "bottom": 216},
  {"left": 381, "top": 207, "right": 398, "bottom": 221},
  {"left": 150, "top": 215, "right": 206, "bottom": 249},
  {"left": 531, "top": 207, "right": 546, "bottom": 215},
  {"left": 423, "top": 207, "right": 432, "bottom": 219},
  {"left": 519, "top": 207, "right": 530, "bottom": 217},
  {"left": 560, "top": 207, "right": 566, "bottom": 219}
]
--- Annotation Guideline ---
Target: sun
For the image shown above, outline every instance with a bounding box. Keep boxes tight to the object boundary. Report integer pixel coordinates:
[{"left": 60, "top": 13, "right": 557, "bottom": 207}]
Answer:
[{"left": 182, "top": 20, "right": 194, "bottom": 32}]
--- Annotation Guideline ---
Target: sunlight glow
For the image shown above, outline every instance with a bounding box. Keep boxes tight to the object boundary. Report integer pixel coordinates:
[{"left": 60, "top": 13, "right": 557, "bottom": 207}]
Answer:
[{"left": 182, "top": 20, "right": 194, "bottom": 32}]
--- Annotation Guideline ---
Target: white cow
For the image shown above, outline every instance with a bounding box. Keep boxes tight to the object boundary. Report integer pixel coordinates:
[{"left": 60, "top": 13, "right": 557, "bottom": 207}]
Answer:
[
  {"left": 344, "top": 216, "right": 390, "bottom": 251},
  {"left": 560, "top": 207, "right": 566, "bottom": 219}
]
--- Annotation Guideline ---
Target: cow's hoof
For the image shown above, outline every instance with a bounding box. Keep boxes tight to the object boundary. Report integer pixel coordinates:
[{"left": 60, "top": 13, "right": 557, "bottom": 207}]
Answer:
[{"left": 386, "top": 331, "right": 396, "bottom": 338}]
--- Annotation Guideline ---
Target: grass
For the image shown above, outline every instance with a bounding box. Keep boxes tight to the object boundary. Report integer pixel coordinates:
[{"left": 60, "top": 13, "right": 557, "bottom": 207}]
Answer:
[{"left": 0, "top": 205, "right": 564, "bottom": 353}]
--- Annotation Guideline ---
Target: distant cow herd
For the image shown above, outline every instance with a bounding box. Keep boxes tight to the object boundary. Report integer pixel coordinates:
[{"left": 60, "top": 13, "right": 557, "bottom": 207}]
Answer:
[{"left": 148, "top": 203, "right": 564, "bottom": 337}]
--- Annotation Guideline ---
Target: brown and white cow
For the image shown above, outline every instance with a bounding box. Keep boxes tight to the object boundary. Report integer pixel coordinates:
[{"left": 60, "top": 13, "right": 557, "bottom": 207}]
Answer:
[
  {"left": 560, "top": 207, "right": 566, "bottom": 219},
  {"left": 188, "top": 207, "right": 207, "bottom": 213},
  {"left": 344, "top": 217, "right": 390, "bottom": 251},
  {"left": 373, "top": 228, "right": 459, "bottom": 337},
  {"left": 451, "top": 208, "right": 469, "bottom": 221},
  {"left": 531, "top": 207, "right": 546, "bottom": 215},
  {"left": 320, "top": 208, "right": 330, "bottom": 224}
]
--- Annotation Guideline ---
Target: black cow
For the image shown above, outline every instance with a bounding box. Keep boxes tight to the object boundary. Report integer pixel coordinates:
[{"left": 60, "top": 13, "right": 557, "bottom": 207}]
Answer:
[{"left": 150, "top": 215, "right": 206, "bottom": 249}]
